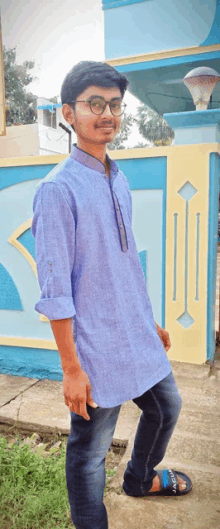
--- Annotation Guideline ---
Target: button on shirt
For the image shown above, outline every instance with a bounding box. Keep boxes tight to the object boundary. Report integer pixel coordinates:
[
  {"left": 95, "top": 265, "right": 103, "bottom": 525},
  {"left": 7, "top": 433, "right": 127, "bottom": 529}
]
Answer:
[{"left": 32, "top": 144, "right": 171, "bottom": 408}]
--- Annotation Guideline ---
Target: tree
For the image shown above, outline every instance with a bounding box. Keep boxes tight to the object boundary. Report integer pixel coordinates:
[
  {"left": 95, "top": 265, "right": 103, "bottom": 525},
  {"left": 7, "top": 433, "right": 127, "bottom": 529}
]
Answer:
[
  {"left": 135, "top": 104, "right": 174, "bottom": 146},
  {"left": 48, "top": 96, "right": 58, "bottom": 103},
  {"left": 4, "top": 46, "right": 38, "bottom": 126},
  {"left": 132, "top": 141, "right": 148, "bottom": 149},
  {"left": 108, "top": 113, "right": 134, "bottom": 150}
]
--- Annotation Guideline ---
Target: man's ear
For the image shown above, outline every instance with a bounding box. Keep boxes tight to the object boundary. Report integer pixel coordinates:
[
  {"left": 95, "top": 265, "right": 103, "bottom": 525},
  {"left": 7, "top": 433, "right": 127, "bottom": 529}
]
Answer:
[{"left": 62, "top": 104, "right": 75, "bottom": 130}]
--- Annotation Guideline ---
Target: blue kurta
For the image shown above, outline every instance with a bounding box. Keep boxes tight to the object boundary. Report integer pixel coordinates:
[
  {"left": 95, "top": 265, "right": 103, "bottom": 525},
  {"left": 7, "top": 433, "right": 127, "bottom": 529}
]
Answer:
[{"left": 32, "top": 144, "right": 171, "bottom": 407}]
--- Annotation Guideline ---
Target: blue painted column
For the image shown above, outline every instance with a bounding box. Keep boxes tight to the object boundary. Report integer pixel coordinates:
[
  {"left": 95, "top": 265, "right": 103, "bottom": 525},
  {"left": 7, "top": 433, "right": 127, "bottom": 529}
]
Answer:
[{"left": 164, "top": 109, "right": 220, "bottom": 145}]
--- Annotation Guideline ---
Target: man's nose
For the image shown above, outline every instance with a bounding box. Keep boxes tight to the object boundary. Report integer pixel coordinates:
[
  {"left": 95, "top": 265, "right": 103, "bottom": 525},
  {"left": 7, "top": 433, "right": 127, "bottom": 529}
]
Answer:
[{"left": 102, "top": 103, "right": 113, "bottom": 118}]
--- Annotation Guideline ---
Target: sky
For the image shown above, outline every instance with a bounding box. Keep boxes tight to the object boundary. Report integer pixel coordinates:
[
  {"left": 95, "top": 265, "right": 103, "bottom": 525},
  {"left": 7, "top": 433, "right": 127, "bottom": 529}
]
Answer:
[{"left": 1, "top": 0, "right": 145, "bottom": 146}]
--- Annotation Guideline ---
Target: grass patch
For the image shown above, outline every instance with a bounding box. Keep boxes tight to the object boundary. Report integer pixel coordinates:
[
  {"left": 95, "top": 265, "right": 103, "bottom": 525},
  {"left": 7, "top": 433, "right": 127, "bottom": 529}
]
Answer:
[{"left": 0, "top": 435, "right": 117, "bottom": 529}]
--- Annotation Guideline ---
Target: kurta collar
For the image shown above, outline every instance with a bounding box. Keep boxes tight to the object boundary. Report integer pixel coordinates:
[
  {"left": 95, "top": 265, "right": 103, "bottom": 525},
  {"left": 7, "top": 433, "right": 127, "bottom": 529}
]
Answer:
[{"left": 71, "top": 143, "right": 118, "bottom": 175}]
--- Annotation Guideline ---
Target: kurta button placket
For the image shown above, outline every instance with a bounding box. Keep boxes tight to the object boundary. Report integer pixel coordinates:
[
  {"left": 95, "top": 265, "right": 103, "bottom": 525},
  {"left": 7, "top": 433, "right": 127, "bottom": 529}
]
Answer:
[{"left": 111, "top": 186, "right": 128, "bottom": 252}]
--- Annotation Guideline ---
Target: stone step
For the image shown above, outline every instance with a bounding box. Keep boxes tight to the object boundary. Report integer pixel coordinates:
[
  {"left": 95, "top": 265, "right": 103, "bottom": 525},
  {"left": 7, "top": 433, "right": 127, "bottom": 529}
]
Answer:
[
  {"left": 0, "top": 374, "right": 38, "bottom": 407},
  {"left": 164, "top": 430, "right": 220, "bottom": 469},
  {"left": 0, "top": 375, "right": 140, "bottom": 444},
  {"left": 104, "top": 488, "right": 220, "bottom": 529},
  {"left": 175, "top": 410, "right": 219, "bottom": 441}
]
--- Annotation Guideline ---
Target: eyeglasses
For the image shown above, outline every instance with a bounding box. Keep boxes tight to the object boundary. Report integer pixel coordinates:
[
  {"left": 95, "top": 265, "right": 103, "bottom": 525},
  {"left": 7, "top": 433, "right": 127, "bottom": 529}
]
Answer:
[{"left": 70, "top": 96, "right": 127, "bottom": 116}]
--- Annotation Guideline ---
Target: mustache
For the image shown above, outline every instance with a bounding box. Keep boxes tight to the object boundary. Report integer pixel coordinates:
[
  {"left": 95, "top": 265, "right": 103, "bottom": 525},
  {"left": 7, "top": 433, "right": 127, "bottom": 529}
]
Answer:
[{"left": 95, "top": 121, "right": 115, "bottom": 127}]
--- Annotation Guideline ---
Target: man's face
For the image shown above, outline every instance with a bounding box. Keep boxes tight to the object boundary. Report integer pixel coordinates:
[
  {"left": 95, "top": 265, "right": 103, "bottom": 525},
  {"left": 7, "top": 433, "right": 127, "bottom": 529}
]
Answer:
[{"left": 62, "top": 85, "right": 122, "bottom": 145}]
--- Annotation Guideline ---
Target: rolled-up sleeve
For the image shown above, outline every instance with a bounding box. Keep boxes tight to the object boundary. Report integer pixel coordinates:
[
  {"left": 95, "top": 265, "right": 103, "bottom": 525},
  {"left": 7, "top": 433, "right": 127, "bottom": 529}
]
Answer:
[{"left": 32, "top": 181, "right": 76, "bottom": 320}]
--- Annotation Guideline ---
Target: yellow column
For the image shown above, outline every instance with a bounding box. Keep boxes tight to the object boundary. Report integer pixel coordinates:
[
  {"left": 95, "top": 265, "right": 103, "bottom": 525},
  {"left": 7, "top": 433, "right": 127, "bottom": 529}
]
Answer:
[{"left": 166, "top": 144, "right": 216, "bottom": 364}]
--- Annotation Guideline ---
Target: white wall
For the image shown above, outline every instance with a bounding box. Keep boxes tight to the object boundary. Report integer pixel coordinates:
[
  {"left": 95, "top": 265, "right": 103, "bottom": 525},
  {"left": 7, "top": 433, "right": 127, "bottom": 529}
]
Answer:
[
  {"left": 0, "top": 122, "right": 71, "bottom": 158},
  {"left": 38, "top": 123, "right": 69, "bottom": 155},
  {"left": 0, "top": 98, "right": 76, "bottom": 158},
  {"left": 37, "top": 98, "right": 76, "bottom": 153},
  {"left": 0, "top": 124, "right": 39, "bottom": 157}
]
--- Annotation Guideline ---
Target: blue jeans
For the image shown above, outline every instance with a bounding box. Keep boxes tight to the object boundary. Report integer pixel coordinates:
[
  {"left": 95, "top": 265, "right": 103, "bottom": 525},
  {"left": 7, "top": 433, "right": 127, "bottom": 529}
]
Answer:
[{"left": 66, "top": 372, "right": 182, "bottom": 529}]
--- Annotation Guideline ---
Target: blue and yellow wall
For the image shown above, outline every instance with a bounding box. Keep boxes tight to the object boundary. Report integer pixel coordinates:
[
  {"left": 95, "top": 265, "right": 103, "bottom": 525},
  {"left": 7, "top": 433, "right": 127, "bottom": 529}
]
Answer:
[
  {"left": 114, "top": 143, "right": 220, "bottom": 365},
  {"left": 0, "top": 142, "right": 219, "bottom": 380},
  {"left": 0, "top": 156, "right": 62, "bottom": 379}
]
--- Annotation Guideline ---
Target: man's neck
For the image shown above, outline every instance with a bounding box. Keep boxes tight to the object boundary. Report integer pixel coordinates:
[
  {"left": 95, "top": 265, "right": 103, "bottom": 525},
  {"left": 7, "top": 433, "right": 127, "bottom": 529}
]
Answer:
[{"left": 76, "top": 140, "right": 107, "bottom": 166}]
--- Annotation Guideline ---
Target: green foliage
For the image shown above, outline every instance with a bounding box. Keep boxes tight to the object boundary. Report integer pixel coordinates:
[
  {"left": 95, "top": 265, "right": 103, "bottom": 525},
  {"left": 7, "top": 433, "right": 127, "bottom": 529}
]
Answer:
[
  {"left": 106, "top": 468, "right": 116, "bottom": 477},
  {"left": 3, "top": 46, "right": 38, "bottom": 126},
  {"left": 108, "top": 113, "right": 134, "bottom": 150},
  {"left": 132, "top": 142, "right": 148, "bottom": 149},
  {"left": 0, "top": 436, "right": 73, "bottom": 528},
  {"left": 135, "top": 103, "right": 174, "bottom": 146},
  {"left": 107, "top": 102, "right": 174, "bottom": 150},
  {"left": 0, "top": 435, "right": 116, "bottom": 529},
  {"left": 48, "top": 96, "right": 58, "bottom": 103}
]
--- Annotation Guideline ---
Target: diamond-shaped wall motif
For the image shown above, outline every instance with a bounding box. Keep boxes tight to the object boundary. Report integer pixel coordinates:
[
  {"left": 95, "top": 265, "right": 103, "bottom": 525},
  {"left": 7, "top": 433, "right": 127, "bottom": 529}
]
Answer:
[
  {"left": 177, "top": 311, "right": 195, "bottom": 329},
  {"left": 178, "top": 181, "right": 197, "bottom": 201},
  {"left": 175, "top": 180, "right": 198, "bottom": 328}
]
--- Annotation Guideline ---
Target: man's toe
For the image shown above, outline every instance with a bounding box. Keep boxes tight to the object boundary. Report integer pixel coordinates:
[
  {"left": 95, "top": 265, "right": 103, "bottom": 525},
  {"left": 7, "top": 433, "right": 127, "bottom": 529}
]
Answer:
[{"left": 179, "top": 478, "right": 186, "bottom": 490}]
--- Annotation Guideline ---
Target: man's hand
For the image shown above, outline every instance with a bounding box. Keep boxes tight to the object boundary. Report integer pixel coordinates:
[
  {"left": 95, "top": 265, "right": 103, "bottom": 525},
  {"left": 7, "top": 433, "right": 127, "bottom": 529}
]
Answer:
[
  {"left": 63, "top": 369, "right": 98, "bottom": 421},
  {"left": 155, "top": 322, "right": 171, "bottom": 352},
  {"left": 50, "top": 318, "right": 98, "bottom": 421}
]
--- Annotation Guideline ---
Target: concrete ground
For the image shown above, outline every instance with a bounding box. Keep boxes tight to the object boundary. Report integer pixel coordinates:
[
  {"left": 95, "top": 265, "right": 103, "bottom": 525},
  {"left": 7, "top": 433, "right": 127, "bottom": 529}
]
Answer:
[
  {"left": 0, "top": 357, "right": 220, "bottom": 529},
  {"left": 105, "top": 358, "right": 220, "bottom": 529}
]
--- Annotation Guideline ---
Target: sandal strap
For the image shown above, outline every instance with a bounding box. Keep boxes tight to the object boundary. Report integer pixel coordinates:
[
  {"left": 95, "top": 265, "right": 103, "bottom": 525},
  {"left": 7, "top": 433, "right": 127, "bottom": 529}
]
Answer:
[{"left": 159, "top": 469, "right": 179, "bottom": 493}]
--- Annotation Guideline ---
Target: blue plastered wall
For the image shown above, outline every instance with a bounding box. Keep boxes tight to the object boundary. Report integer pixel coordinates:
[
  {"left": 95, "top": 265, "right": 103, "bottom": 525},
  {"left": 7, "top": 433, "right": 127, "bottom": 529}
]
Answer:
[
  {"left": 1, "top": 144, "right": 219, "bottom": 377},
  {"left": 103, "top": 0, "right": 217, "bottom": 60},
  {"left": 0, "top": 160, "right": 64, "bottom": 380}
]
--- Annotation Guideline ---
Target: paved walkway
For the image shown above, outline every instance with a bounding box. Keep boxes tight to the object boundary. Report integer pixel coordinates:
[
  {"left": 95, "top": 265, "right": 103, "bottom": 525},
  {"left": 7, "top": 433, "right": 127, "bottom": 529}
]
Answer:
[
  {"left": 0, "top": 359, "right": 220, "bottom": 529},
  {"left": 105, "top": 360, "right": 220, "bottom": 529}
]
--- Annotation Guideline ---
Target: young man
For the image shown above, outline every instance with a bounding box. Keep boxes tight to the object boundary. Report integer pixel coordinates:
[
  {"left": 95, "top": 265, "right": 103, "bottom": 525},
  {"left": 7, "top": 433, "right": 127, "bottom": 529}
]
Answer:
[{"left": 32, "top": 61, "right": 192, "bottom": 529}]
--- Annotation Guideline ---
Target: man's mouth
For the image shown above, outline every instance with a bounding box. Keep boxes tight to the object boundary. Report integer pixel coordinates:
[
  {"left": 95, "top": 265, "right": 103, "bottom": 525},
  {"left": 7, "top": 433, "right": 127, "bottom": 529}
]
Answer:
[{"left": 96, "top": 123, "right": 115, "bottom": 130}]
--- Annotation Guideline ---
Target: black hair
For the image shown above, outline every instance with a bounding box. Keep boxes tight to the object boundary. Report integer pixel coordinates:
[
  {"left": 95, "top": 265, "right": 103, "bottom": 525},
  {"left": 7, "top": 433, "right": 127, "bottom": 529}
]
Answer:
[{"left": 61, "top": 60, "right": 129, "bottom": 106}]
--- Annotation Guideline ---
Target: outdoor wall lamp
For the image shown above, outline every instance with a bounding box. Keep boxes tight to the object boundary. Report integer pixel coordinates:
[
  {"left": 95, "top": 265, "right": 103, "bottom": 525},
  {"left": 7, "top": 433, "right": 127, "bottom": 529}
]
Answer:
[{"left": 183, "top": 66, "right": 220, "bottom": 111}]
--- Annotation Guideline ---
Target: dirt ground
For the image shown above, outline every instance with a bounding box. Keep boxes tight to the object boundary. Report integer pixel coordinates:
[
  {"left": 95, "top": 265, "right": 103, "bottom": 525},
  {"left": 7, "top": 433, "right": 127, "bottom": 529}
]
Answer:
[{"left": 0, "top": 422, "right": 125, "bottom": 471}]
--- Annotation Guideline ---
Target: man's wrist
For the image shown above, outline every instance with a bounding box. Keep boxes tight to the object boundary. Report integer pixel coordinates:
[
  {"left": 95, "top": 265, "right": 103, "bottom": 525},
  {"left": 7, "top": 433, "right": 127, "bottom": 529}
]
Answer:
[{"left": 63, "top": 363, "right": 82, "bottom": 376}]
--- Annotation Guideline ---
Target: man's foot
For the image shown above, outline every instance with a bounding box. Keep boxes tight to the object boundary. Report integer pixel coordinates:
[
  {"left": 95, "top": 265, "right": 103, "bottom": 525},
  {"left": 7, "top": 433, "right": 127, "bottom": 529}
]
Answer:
[
  {"left": 149, "top": 473, "right": 186, "bottom": 492},
  {"left": 122, "top": 469, "right": 192, "bottom": 497}
]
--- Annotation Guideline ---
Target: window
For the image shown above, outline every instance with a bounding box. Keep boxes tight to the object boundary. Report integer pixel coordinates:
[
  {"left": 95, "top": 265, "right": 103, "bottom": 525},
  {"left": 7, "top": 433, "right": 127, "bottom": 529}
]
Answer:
[{"left": 43, "top": 109, "right": 56, "bottom": 129}]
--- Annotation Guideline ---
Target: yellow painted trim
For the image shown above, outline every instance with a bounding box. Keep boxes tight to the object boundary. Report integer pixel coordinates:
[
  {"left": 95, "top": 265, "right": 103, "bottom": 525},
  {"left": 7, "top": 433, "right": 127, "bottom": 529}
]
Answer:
[
  {"left": 0, "top": 144, "right": 219, "bottom": 168},
  {"left": 107, "top": 146, "right": 171, "bottom": 158},
  {"left": 40, "top": 314, "right": 49, "bottom": 323},
  {"left": 0, "top": 154, "right": 68, "bottom": 168},
  {"left": 8, "top": 220, "right": 50, "bottom": 324},
  {"left": 8, "top": 218, "right": 37, "bottom": 278},
  {"left": 106, "top": 43, "right": 220, "bottom": 67},
  {"left": 0, "top": 336, "right": 58, "bottom": 350},
  {"left": 0, "top": 17, "right": 6, "bottom": 137},
  {"left": 108, "top": 143, "right": 220, "bottom": 159}
]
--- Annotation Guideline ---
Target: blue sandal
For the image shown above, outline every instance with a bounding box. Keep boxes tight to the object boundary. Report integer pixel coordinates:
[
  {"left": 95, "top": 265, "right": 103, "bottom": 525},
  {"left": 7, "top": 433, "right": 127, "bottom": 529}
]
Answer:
[{"left": 146, "top": 469, "right": 192, "bottom": 496}]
